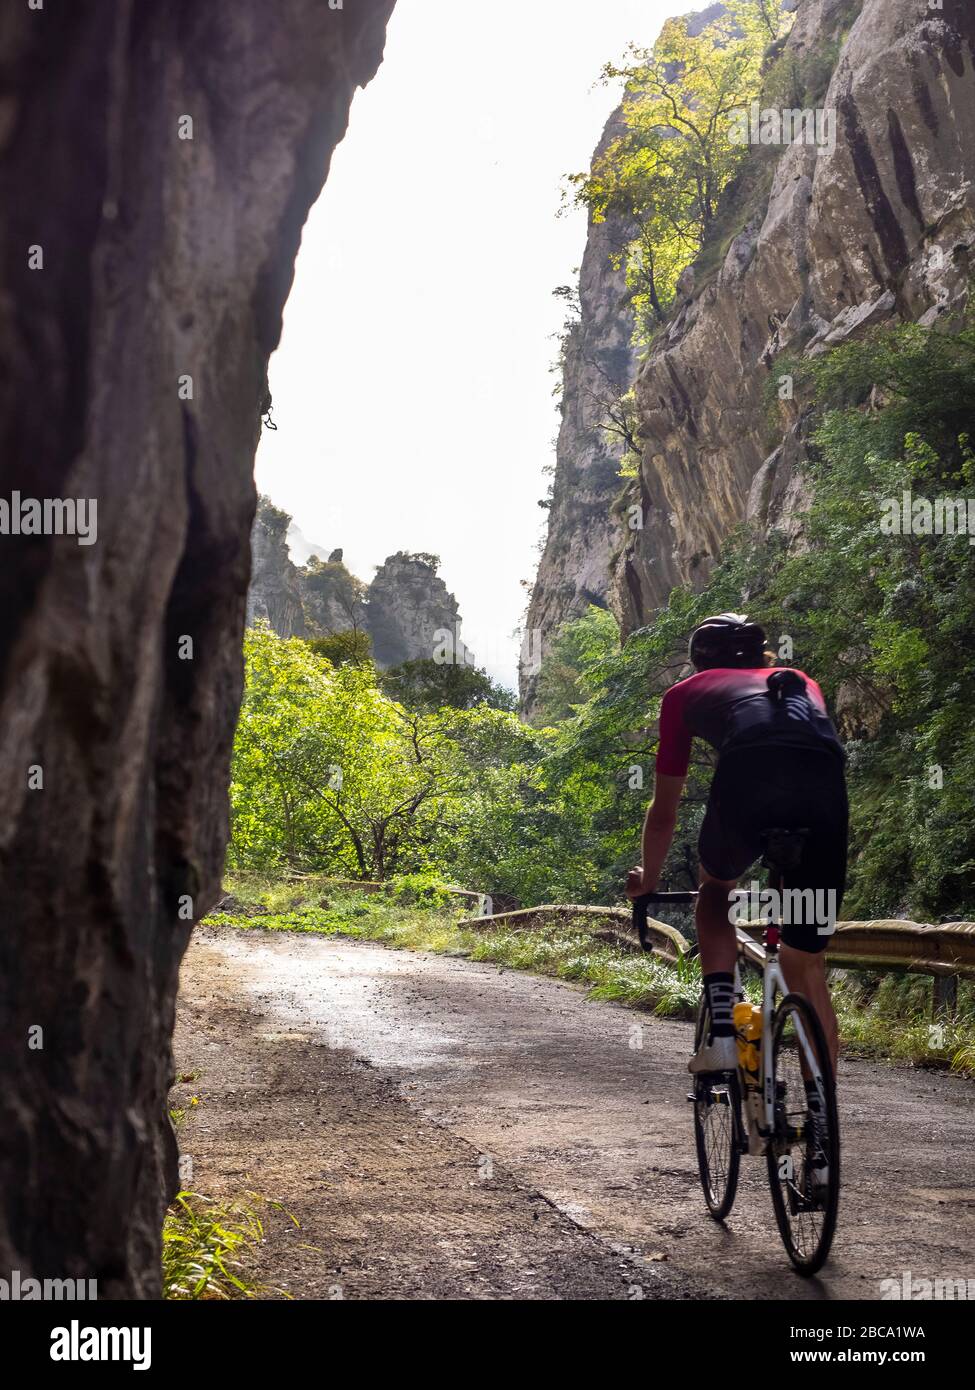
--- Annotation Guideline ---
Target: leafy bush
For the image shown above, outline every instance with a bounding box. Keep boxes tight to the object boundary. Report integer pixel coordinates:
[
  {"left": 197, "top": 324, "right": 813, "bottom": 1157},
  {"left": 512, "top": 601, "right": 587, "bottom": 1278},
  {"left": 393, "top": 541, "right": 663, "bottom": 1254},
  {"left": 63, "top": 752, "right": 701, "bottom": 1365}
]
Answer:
[{"left": 387, "top": 872, "right": 454, "bottom": 908}]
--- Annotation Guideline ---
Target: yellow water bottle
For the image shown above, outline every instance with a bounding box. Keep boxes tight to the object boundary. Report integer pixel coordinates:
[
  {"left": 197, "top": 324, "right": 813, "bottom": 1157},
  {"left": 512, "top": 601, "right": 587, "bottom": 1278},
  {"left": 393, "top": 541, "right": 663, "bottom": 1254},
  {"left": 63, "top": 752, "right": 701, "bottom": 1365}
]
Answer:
[{"left": 733, "top": 1001, "right": 762, "bottom": 1080}]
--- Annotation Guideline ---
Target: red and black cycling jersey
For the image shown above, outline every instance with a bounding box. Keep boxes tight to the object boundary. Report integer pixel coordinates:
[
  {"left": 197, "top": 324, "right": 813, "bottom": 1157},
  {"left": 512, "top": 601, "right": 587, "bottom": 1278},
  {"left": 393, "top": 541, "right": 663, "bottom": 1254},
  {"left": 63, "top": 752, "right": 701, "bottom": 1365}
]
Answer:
[{"left": 655, "top": 666, "right": 845, "bottom": 778}]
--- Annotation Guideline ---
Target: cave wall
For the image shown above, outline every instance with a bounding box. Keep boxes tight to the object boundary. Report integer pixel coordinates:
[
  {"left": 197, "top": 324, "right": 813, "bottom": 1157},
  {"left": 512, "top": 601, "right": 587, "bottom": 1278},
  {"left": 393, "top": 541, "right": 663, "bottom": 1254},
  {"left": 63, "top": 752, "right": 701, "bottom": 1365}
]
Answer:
[{"left": 0, "top": 0, "right": 394, "bottom": 1297}]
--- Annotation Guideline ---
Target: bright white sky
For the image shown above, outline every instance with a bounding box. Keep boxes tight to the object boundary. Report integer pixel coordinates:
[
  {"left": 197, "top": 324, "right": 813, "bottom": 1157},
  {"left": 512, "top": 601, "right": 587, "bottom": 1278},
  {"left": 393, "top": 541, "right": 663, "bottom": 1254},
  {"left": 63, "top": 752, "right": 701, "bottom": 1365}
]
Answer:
[{"left": 256, "top": 0, "right": 677, "bottom": 689}]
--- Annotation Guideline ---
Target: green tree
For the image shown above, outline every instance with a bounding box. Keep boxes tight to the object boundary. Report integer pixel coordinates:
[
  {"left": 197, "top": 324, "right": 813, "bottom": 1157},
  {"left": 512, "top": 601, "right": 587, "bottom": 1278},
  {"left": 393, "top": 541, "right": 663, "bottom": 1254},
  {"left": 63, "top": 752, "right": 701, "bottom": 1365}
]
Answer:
[
  {"left": 379, "top": 657, "right": 515, "bottom": 712},
  {"left": 306, "top": 630, "right": 372, "bottom": 668},
  {"left": 231, "top": 625, "right": 468, "bottom": 879},
  {"left": 530, "top": 607, "right": 620, "bottom": 726},
  {"left": 570, "top": 1, "right": 790, "bottom": 336}
]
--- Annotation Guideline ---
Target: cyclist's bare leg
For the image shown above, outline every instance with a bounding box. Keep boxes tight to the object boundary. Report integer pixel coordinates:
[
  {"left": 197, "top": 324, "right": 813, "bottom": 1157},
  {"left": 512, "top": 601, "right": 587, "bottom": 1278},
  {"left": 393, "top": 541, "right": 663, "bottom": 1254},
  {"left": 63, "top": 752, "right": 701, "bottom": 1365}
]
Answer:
[
  {"left": 780, "top": 944, "right": 838, "bottom": 1073},
  {"left": 696, "top": 871, "right": 739, "bottom": 976}
]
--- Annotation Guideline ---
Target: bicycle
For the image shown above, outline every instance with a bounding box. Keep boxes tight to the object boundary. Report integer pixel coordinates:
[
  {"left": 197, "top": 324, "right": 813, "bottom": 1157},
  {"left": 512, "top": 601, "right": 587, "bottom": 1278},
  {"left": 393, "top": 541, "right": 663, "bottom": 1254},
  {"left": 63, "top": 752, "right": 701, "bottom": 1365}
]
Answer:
[{"left": 632, "top": 827, "right": 840, "bottom": 1276}]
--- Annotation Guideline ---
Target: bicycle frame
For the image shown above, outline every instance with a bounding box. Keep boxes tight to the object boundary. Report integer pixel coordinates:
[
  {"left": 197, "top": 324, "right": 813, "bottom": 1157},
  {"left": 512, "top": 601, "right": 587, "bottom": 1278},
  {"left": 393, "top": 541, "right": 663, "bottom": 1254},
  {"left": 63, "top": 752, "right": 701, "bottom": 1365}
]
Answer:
[
  {"left": 735, "top": 922, "right": 827, "bottom": 1154},
  {"left": 636, "top": 865, "right": 840, "bottom": 1270},
  {"left": 633, "top": 890, "right": 829, "bottom": 1151}
]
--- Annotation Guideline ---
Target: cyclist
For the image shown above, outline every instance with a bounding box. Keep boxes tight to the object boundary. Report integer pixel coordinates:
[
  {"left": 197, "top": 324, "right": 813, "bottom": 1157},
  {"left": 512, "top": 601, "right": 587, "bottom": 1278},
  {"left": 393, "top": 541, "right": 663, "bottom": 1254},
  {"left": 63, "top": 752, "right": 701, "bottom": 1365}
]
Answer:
[{"left": 625, "top": 614, "right": 848, "bottom": 1093}]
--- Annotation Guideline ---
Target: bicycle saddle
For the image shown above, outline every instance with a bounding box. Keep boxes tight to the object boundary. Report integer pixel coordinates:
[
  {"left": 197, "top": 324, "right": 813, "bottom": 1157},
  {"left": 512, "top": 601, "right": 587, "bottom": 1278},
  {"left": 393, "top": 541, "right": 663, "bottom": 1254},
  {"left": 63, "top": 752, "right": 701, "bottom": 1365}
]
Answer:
[{"left": 759, "top": 826, "right": 809, "bottom": 873}]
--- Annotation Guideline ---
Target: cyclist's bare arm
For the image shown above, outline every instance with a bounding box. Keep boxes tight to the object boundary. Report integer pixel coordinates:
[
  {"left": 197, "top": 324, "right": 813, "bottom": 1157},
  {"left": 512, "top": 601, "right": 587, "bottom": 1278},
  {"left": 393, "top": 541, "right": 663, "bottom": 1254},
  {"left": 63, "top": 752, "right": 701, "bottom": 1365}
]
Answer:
[{"left": 626, "top": 772, "right": 685, "bottom": 897}]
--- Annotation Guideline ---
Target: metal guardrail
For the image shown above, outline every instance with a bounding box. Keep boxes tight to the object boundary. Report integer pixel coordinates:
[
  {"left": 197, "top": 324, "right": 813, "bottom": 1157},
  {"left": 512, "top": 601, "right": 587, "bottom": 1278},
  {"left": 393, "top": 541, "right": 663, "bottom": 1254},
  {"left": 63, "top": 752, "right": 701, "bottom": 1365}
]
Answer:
[
  {"left": 738, "top": 918, "right": 975, "bottom": 1012},
  {"left": 230, "top": 872, "right": 973, "bottom": 1014},
  {"left": 738, "top": 918, "right": 975, "bottom": 977},
  {"left": 459, "top": 903, "right": 690, "bottom": 963},
  {"left": 462, "top": 902, "right": 975, "bottom": 1015}
]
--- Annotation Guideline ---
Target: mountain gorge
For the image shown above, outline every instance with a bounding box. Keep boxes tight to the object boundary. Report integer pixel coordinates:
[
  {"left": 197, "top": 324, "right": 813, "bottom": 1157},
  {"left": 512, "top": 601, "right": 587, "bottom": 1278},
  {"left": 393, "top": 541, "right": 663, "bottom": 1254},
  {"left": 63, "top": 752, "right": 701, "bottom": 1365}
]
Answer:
[{"left": 523, "top": 0, "right": 975, "bottom": 709}]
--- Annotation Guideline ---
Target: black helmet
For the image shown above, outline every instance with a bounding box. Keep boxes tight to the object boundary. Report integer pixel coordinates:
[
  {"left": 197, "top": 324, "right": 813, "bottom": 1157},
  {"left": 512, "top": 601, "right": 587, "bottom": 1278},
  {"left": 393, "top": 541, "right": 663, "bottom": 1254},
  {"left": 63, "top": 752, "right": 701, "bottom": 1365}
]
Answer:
[{"left": 688, "top": 612, "right": 767, "bottom": 670}]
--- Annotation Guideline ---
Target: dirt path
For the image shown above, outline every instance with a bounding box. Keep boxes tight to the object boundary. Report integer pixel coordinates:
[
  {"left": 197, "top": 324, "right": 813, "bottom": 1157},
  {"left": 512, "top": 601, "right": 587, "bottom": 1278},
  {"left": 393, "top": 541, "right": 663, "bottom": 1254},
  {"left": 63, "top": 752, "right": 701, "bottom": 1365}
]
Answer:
[{"left": 175, "top": 924, "right": 975, "bottom": 1301}]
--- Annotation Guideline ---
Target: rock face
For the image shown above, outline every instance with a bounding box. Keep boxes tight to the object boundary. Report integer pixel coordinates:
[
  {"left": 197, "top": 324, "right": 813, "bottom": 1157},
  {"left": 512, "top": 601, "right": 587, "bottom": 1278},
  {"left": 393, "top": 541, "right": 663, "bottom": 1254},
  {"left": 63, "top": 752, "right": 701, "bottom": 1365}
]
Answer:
[
  {"left": 247, "top": 497, "right": 366, "bottom": 639},
  {"left": 0, "top": 0, "right": 394, "bottom": 1297},
  {"left": 248, "top": 499, "right": 469, "bottom": 666},
  {"left": 248, "top": 499, "right": 309, "bottom": 637},
  {"left": 520, "top": 107, "right": 640, "bottom": 711},
  {"left": 301, "top": 555, "right": 368, "bottom": 638},
  {"left": 367, "top": 552, "right": 470, "bottom": 667},
  {"left": 613, "top": 0, "right": 975, "bottom": 632},
  {"left": 523, "top": 0, "right": 975, "bottom": 699}
]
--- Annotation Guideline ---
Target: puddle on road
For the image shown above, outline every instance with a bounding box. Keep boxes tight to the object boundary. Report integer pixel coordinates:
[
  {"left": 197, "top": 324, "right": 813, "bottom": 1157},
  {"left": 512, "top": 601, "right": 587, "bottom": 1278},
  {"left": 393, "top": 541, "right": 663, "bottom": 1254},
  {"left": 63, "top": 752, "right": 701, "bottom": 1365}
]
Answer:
[{"left": 218, "top": 934, "right": 475, "bottom": 1079}]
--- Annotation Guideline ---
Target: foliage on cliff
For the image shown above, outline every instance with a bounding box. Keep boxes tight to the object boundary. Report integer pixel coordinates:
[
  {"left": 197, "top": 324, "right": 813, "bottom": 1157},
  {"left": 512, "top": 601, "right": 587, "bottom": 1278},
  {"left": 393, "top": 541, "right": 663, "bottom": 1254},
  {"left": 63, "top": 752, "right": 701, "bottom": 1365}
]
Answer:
[
  {"left": 750, "top": 325, "right": 975, "bottom": 918},
  {"left": 540, "top": 323, "right": 975, "bottom": 920},
  {"left": 569, "top": 0, "right": 792, "bottom": 338}
]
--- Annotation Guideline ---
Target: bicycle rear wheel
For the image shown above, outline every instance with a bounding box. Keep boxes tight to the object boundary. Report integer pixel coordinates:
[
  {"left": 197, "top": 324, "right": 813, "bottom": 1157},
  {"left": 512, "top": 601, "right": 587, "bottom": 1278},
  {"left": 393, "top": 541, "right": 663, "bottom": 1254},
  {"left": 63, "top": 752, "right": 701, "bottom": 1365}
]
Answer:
[
  {"left": 766, "top": 992, "right": 840, "bottom": 1274},
  {"left": 692, "top": 999, "right": 741, "bottom": 1221}
]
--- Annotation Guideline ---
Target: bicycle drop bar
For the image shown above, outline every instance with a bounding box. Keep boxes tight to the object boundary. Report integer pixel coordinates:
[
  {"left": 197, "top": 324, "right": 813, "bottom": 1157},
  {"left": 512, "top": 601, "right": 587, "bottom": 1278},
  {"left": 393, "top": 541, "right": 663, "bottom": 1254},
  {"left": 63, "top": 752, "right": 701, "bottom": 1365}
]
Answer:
[{"left": 631, "top": 890, "right": 697, "bottom": 952}]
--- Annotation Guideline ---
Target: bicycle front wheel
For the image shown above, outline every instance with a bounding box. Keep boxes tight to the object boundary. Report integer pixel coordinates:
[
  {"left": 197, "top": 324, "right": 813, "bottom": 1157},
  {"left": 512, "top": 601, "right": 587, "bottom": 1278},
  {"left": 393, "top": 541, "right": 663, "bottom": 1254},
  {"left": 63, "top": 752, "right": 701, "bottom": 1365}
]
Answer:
[
  {"left": 766, "top": 992, "right": 840, "bottom": 1275},
  {"left": 692, "top": 999, "right": 741, "bottom": 1221}
]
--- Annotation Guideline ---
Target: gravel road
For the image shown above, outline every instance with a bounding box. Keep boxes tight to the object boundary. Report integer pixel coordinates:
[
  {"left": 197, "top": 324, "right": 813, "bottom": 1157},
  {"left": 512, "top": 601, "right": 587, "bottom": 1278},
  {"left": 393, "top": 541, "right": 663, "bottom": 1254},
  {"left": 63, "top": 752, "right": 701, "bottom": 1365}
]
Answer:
[{"left": 174, "top": 925, "right": 975, "bottom": 1300}]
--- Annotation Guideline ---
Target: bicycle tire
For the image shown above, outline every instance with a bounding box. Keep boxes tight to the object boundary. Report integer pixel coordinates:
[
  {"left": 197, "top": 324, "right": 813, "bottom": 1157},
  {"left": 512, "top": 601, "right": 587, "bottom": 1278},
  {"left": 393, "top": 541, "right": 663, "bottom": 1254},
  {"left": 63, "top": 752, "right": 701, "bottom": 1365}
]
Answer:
[
  {"left": 766, "top": 991, "right": 840, "bottom": 1275},
  {"left": 692, "top": 998, "right": 741, "bottom": 1221}
]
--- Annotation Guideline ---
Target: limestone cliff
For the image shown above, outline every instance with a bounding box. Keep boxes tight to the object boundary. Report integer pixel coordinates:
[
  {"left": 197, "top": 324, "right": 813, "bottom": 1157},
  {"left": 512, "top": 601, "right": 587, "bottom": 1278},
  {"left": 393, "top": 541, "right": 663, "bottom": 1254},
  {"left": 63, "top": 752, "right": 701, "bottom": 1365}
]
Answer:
[
  {"left": 367, "top": 551, "right": 470, "bottom": 667},
  {"left": 523, "top": 0, "right": 975, "bottom": 708},
  {"left": 248, "top": 497, "right": 308, "bottom": 637},
  {"left": 248, "top": 498, "right": 469, "bottom": 666},
  {"left": 616, "top": 0, "right": 975, "bottom": 631},
  {"left": 521, "top": 107, "right": 640, "bottom": 711}
]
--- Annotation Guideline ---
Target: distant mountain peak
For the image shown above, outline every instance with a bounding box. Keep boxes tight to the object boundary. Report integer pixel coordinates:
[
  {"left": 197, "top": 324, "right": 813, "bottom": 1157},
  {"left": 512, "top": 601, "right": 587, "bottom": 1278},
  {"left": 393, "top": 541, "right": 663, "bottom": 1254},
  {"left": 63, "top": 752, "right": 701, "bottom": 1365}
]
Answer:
[{"left": 248, "top": 496, "right": 475, "bottom": 668}]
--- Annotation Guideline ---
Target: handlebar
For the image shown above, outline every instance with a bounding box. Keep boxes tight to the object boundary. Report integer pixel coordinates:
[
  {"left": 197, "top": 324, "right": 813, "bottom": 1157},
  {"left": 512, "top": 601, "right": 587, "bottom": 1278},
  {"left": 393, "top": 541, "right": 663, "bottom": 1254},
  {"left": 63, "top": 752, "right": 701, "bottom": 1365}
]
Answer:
[{"left": 631, "top": 890, "right": 698, "bottom": 952}]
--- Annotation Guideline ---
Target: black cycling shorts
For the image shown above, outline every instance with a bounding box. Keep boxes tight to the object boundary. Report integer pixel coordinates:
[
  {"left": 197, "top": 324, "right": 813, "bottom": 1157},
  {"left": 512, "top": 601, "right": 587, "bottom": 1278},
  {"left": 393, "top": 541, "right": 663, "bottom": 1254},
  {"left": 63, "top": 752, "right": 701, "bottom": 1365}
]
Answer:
[{"left": 698, "top": 745, "right": 849, "bottom": 953}]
